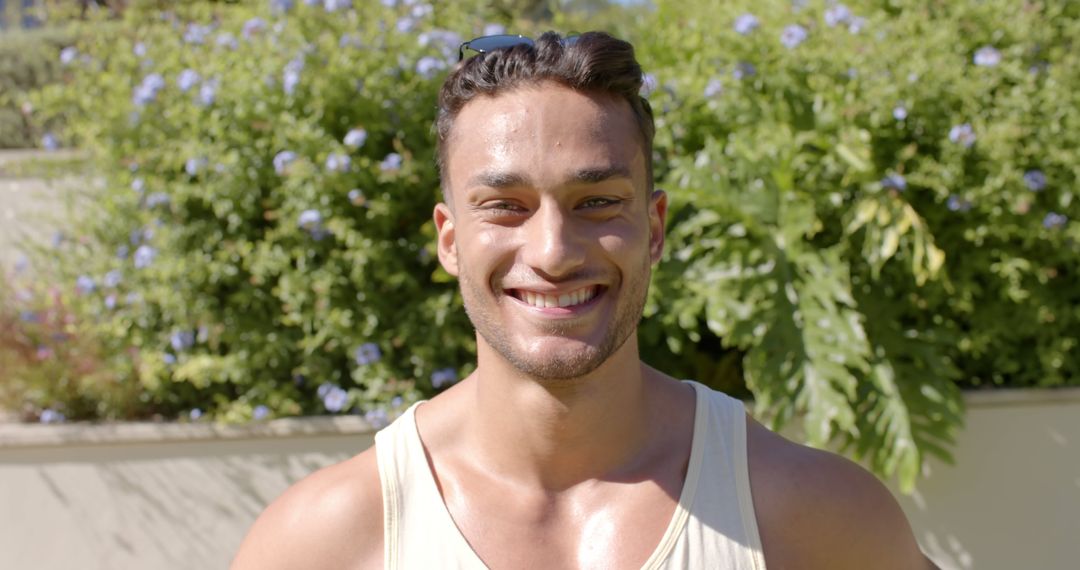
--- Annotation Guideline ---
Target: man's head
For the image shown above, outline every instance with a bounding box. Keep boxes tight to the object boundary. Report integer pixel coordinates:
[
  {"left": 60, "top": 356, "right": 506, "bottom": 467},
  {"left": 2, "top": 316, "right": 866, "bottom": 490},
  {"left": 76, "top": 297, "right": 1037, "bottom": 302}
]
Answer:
[
  {"left": 432, "top": 32, "right": 666, "bottom": 382},
  {"left": 435, "top": 31, "right": 655, "bottom": 202}
]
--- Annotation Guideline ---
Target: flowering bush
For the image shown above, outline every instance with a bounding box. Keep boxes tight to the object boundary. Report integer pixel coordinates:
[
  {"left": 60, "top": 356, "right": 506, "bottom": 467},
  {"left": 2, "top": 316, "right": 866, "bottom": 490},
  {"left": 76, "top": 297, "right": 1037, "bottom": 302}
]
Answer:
[
  {"left": 12, "top": 0, "right": 1080, "bottom": 490},
  {"left": 640, "top": 0, "right": 1080, "bottom": 488}
]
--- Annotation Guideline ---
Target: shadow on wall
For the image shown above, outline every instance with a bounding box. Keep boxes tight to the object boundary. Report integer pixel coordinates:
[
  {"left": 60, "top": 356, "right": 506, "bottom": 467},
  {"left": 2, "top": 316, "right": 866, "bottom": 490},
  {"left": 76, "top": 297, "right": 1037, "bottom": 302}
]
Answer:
[
  {"left": 893, "top": 395, "right": 1080, "bottom": 570},
  {"left": 0, "top": 433, "right": 373, "bottom": 570}
]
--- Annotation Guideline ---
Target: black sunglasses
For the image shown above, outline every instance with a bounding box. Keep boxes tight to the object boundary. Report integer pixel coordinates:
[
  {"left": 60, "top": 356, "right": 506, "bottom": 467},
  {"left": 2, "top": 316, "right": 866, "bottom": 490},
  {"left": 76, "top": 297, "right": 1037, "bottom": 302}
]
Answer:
[{"left": 457, "top": 34, "right": 579, "bottom": 62}]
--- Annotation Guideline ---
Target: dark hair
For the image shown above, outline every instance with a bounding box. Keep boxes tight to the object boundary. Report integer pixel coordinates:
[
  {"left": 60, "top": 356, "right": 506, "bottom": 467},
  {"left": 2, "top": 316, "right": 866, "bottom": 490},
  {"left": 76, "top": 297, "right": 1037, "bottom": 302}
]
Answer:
[{"left": 435, "top": 31, "right": 655, "bottom": 197}]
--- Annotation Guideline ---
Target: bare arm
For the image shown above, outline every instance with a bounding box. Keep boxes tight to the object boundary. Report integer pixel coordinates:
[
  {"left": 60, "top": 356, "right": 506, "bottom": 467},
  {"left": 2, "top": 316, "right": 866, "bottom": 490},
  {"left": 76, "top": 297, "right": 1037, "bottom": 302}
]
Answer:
[
  {"left": 231, "top": 447, "right": 384, "bottom": 570},
  {"left": 747, "top": 418, "right": 936, "bottom": 569}
]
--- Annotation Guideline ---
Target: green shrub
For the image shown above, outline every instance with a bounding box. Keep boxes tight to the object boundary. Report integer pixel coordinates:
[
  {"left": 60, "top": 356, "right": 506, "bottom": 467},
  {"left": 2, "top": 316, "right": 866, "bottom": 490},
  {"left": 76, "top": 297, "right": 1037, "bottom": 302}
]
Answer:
[
  {"left": 0, "top": 27, "right": 72, "bottom": 148},
  {"left": 14, "top": 0, "right": 1080, "bottom": 491}
]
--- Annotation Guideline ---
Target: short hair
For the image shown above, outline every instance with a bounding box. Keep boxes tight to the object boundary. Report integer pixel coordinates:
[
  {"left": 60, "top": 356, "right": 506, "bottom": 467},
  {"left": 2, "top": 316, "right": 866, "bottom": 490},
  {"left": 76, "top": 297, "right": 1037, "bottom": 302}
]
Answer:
[{"left": 435, "top": 31, "right": 655, "bottom": 199}]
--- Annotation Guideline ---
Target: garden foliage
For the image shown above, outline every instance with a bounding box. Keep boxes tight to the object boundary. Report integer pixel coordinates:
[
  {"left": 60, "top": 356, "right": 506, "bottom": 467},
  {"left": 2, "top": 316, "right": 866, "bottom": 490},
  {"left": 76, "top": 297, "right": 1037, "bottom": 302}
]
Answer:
[{"left": 7, "top": 0, "right": 1079, "bottom": 490}]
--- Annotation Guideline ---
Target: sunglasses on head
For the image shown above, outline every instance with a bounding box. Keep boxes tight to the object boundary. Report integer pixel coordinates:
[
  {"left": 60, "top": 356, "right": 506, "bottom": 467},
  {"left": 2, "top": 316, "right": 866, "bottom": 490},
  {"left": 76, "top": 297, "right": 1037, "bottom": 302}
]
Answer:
[{"left": 457, "top": 34, "right": 579, "bottom": 61}]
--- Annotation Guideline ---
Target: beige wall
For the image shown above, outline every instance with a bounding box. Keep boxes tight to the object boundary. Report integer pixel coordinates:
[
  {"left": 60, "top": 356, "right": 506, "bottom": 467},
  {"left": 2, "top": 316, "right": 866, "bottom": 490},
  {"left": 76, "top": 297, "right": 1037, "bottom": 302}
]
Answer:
[{"left": 1, "top": 390, "right": 1077, "bottom": 570}]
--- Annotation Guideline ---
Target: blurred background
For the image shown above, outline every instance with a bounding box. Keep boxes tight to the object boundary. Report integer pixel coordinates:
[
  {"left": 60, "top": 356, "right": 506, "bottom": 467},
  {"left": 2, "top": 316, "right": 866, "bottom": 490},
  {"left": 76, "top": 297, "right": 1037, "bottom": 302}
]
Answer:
[{"left": 0, "top": 0, "right": 1078, "bottom": 568}]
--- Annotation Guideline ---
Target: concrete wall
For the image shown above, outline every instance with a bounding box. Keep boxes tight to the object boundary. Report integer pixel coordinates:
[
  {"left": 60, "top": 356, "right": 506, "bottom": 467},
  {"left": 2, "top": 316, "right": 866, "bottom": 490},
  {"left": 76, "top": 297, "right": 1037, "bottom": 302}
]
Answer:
[{"left": 1, "top": 389, "right": 1077, "bottom": 570}]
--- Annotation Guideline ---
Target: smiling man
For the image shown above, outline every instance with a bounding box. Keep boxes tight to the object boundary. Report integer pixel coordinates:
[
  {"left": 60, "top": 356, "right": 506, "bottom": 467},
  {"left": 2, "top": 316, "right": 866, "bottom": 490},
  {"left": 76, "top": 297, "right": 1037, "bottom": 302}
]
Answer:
[{"left": 232, "top": 32, "right": 936, "bottom": 569}]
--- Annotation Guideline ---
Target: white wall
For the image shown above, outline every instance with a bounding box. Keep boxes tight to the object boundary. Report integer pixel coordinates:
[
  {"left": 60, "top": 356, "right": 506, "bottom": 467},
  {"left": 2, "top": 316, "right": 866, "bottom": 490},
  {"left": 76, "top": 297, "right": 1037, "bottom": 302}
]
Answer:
[{"left": 1, "top": 389, "right": 1077, "bottom": 569}]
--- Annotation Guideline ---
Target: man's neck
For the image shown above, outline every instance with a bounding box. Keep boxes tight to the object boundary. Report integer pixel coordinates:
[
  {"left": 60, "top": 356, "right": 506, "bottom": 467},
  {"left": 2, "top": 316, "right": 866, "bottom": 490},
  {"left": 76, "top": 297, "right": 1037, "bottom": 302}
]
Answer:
[{"left": 463, "top": 335, "right": 663, "bottom": 492}]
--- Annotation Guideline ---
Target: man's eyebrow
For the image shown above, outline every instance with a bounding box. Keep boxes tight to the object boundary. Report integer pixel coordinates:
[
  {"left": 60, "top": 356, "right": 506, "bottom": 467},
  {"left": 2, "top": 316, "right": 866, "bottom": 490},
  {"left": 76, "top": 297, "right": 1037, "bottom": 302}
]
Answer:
[
  {"left": 466, "top": 165, "right": 632, "bottom": 190},
  {"left": 567, "top": 165, "right": 632, "bottom": 185}
]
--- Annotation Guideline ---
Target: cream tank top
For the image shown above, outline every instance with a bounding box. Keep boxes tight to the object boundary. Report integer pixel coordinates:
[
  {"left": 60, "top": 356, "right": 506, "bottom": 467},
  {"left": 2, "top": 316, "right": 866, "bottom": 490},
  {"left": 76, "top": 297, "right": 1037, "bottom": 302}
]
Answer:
[{"left": 374, "top": 380, "right": 767, "bottom": 569}]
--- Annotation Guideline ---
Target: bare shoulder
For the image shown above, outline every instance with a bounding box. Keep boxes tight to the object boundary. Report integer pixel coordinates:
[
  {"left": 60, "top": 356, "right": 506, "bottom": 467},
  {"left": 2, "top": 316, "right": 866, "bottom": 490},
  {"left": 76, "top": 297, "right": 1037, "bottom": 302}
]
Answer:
[
  {"left": 230, "top": 445, "right": 384, "bottom": 570},
  {"left": 745, "top": 417, "right": 935, "bottom": 570}
]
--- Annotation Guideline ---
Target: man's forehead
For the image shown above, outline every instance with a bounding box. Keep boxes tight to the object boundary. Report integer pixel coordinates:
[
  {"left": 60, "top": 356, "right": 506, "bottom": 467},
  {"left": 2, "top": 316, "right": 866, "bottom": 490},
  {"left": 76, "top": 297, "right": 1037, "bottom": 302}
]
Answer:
[{"left": 444, "top": 84, "right": 643, "bottom": 190}]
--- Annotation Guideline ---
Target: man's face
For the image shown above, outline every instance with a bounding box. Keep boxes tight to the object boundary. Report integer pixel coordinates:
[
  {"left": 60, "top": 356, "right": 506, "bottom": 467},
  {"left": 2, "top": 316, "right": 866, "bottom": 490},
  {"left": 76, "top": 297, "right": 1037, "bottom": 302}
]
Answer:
[{"left": 434, "top": 82, "right": 666, "bottom": 380}]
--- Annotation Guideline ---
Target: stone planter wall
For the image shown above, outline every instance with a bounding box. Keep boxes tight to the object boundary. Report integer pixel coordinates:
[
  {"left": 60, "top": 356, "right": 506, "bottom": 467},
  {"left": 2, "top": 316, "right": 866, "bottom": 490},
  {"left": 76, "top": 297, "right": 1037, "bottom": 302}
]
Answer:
[{"left": 1, "top": 388, "right": 1077, "bottom": 570}]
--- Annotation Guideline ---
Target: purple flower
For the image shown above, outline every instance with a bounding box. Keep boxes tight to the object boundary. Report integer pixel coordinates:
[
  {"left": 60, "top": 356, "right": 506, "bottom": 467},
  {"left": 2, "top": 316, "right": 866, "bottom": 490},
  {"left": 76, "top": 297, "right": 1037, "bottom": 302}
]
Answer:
[
  {"left": 131, "top": 177, "right": 145, "bottom": 194},
  {"left": 703, "top": 78, "right": 723, "bottom": 98},
  {"left": 215, "top": 33, "right": 239, "bottom": 50},
  {"left": 391, "top": 396, "right": 404, "bottom": 408},
  {"left": 973, "top": 46, "right": 1001, "bottom": 67},
  {"left": 41, "top": 133, "right": 59, "bottom": 151},
  {"left": 639, "top": 73, "right": 658, "bottom": 97},
  {"left": 881, "top": 173, "right": 907, "bottom": 192},
  {"left": 324, "top": 0, "right": 352, "bottom": 11},
  {"left": 416, "top": 56, "right": 447, "bottom": 79},
  {"left": 380, "top": 153, "right": 403, "bottom": 172},
  {"left": 20, "top": 310, "right": 39, "bottom": 323},
  {"left": 410, "top": 3, "right": 432, "bottom": 18},
  {"left": 733, "top": 13, "right": 759, "bottom": 35},
  {"left": 170, "top": 330, "right": 195, "bottom": 351},
  {"left": 190, "top": 408, "right": 203, "bottom": 420},
  {"left": 116, "top": 245, "right": 130, "bottom": 259},
  {"left": 893, "top": 105, "right": 908, "bottom": 121},
  {"left": 364, "top": 408, "right": 390, "bottom": 428},
  {"left": 283, "top": 57, "right": 304, "bottom": 95},
  {"left": 40, "top": 409, "right": 66, "bottom": 424},
  {"left": 270, "top": 0, "right": 294, "bottom": 13},
  {"left": 348, "top": 189, "right": 367, "bottom": 206},
  {"left": 163, "top": 353, "right": 177, "bottom": 365},
  {"left": 36, "top": 346, "right": 53, "bottom": 360},
  {"left": 733, "top": 61, "right": 756, "bottom": 80},
  {"left": 396, "top": 17, "right": 417, "bottom": 34},
  {"left": 198, "top": 79, "right": 218, "bottom": 106},
  {"left": 177, "top": 69, "right": 200, "bottom": 93},
  {"left": 298, "top": 209, "right": 323, "bottom": 231},
  {"left": 847, "top": 16, "right": 866, "bottom": 34},
  {"left": 133, "top": 245, "right": 158, "bottom": 269},
  {"left": 76, "top": 275, "right": 96, "bottom": 294},
  {"left": 325, "top": 153, "right": 351, "bottom": 172},
  {"left": 60, "top": 46, "right": 79, "bottom": 65},
  {"left": 1043, "top": 212, "right": 1067, "bottom": 230},
  {"left": 946, "top": 195, "right": 972, "bottom": 212},
  {"left": 304, "top": 0, "right": 321, "bottom": 6},
  {"left": 1023, "top": 170, "right": 1047, "bottom": 192},
  {"left": 354, "top": 342, "right": 382, "bottom": 365},
  {"left": 184, "top": 23, "right": 213, "bottom": 45},
  {"left": 343, "top": 128, "right": 368, "bottom": 148},
  {"left": 482, "top": 23, "right": 506, "bottom": 36},
  {"left": 431, "top": 367, "right": 457, "bottom": 388},
  {"left": 132, "top": 73, "right": 165, "bottom": 106},
  {"left": 323, "top": 386, "right": 349, "bottom": 412},
  {"left": 242, "top": 18, "right": 267, "bottom": 40},
  {"left": 185, "top": 157, "right": 207, "bottom": 176},
  {"left": 253, "top": 405, "right": 270, "bottom": 420},
  {"left": 133, "top": 42, "right": 147, "bottom": 58},
  {"left": 949, "top": 123, "right": 976, "bottom": 148},
  {"left": 781, "top": 24, "right": 808, "bottom": 49},
  {"left": 274, "top": 150, "right": 297, "bottom": 175},
  {"left": 104, "top": 294, "right": 118, "bottom": 310},
  {"left": 317, "top": 383, "right": 334, "bottom": 398},
  {"left": 824, "top": 4, "right": 852, "bottom": 27},
  {"left": 104, "top": 270, "right": 123, "bottom": 288}
]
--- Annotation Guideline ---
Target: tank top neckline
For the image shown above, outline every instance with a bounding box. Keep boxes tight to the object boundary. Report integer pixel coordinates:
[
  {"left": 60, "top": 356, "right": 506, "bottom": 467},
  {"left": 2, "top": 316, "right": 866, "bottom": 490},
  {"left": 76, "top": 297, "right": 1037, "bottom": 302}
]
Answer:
[{"left": 400, "top": 380, "right": 710, "bottom": 569}]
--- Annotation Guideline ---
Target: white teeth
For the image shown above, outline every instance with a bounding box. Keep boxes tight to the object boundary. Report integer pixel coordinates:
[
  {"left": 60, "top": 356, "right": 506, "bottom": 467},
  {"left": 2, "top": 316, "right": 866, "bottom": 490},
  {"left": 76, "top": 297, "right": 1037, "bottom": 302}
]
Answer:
[{"left": 516, "top": 286, "right": 598, "bottom": 308}]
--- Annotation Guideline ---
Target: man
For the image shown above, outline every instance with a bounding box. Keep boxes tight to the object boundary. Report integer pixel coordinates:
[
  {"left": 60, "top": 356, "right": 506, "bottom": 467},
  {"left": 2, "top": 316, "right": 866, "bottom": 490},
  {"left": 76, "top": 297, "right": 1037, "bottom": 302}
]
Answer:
[{"left": 233, "top": 32, "right": 936, "bottom": 569}]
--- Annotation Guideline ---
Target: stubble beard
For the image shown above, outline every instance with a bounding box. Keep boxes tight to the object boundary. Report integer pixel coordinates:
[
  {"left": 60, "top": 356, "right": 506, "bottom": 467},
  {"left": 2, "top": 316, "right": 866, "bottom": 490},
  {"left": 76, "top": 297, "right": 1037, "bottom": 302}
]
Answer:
[{"left": 458, "top": 255, "right": 652, "bottom": 382}]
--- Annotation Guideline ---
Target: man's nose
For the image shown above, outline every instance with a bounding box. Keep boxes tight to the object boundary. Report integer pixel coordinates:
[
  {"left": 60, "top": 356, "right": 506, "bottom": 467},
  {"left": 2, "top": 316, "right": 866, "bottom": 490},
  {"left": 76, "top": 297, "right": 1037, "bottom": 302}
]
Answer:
[{"left": 521, "top": 202, "right": 587, "bottom": 278}]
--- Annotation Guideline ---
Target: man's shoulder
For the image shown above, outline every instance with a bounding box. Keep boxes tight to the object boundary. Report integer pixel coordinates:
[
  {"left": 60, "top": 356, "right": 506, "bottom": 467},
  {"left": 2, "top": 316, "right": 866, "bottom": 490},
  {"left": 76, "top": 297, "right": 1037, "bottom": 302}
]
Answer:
[
  {"left": 230, "top": 446, "right": 384, "bottom": 570},
  {"left": 745, "top": 418, "right": 932, "bottom": 569}
]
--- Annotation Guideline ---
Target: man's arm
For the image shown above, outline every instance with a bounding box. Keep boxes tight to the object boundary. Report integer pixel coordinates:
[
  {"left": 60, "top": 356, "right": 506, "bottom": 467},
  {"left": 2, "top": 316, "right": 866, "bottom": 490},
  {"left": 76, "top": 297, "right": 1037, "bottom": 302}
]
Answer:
[
  {"left": 231, "top": 447, "right": 384, "bottom": 570},
  {"left": 747, "top": 418, "right": 937, "bottom": 569}
]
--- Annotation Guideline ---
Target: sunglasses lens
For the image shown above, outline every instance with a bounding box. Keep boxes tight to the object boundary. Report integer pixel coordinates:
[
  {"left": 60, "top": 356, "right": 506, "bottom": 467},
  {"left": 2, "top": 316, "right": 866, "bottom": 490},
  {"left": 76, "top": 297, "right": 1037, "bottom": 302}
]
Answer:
[{"left": 465, "top": 34, "right": 534, "bottom": 55}]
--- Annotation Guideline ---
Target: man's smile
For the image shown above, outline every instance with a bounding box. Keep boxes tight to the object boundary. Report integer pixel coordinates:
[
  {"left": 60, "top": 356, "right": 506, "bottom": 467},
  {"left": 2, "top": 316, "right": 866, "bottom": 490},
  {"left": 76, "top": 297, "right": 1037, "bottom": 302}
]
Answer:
[{"left": 504, "top": 285, "right": 607, "bottom": 312}]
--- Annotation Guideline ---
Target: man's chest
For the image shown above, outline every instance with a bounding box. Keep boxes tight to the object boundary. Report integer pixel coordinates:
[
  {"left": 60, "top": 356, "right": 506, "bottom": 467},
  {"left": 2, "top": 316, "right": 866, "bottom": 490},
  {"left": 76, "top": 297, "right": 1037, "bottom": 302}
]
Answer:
[{"left": 441, "top": 479, "right": 682, "bottom": 569}]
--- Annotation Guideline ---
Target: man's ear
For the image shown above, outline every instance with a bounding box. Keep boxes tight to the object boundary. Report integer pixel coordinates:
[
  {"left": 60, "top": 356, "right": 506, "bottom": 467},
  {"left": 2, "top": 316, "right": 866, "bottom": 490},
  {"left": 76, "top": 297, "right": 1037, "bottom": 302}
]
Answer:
[
  {"left": 433, "top": 202, "right": 459, "bottom": 276},
  {"left": 648, "top": 189, "right": 668, "bottom": 264}
]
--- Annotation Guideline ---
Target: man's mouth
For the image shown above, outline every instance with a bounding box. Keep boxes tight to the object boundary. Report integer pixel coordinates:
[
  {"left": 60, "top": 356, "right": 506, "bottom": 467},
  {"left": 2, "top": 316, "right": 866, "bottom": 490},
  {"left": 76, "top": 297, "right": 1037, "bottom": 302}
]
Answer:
[{"left": 506, "top": 285, "right": 603, "bottom": 309}]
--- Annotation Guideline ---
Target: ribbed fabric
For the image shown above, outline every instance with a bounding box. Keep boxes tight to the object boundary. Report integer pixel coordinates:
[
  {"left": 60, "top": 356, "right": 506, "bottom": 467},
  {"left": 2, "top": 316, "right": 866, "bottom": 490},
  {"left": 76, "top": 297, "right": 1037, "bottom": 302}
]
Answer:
[{"left": 374, "top": 381, "right": 766, "bottom": 569}]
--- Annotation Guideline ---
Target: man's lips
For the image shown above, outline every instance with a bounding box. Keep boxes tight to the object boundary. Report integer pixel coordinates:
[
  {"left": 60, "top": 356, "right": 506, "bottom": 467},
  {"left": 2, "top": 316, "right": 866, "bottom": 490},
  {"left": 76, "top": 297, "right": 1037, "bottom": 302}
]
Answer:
[{"left": 504, "top": 285, "right": 606, "bottom": 310}]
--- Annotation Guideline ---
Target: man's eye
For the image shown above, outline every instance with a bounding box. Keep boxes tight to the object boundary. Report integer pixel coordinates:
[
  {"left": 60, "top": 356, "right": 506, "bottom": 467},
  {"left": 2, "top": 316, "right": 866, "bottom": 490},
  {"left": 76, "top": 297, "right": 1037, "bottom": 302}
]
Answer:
[
  {"left": 580, "top": 197, "right": 622, "bottom": 209},
  {"left": 485, "top": 201, "right": 525, "bottom": 212}
]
